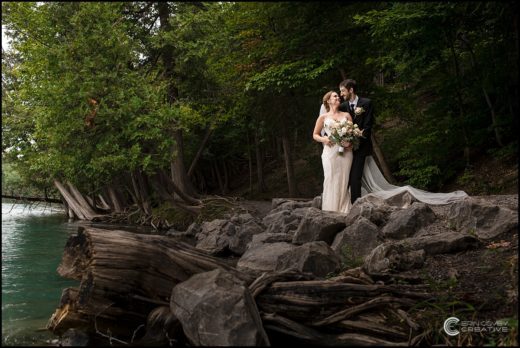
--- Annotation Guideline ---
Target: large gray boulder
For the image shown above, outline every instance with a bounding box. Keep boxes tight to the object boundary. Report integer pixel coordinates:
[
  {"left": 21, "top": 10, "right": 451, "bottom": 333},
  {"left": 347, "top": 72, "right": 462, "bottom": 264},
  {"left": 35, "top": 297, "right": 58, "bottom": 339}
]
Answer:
[
  {"left": 185, "top": 222, "right": 202, "bottom": 237},
  {"left": 262, "top": 207, "right": 310, "bottom": 235},
  {"left": 363, "top": 243, "right": 426, "bottom": 274},
  {"left": 331, "top": 216, "right": 381, "bottom": 268},
  {"left": 292, "top": 207, "right": 347, "bottom": 245},
  {"left": 229, "top": 219, "right": 265, "bottom": 255},
  {"left": 381, "top": 202, "right": 437, "bottom": 239},
  {"left": 195, "top": 219, "right": 233, "bottom": 255},
  {"left": 271, "top": 198, "right": 313, "bottom": 212},
  {"left": 398, "top": 231, "right": 481, "bottom": 255},
  {"left": 248, "top": 232, "right": 293, "bottom": 248},
  {"left": 311, "top": 195, "right": 322, "bottom": 209},
  {"left": 195, "top": 214, "right": 264, "bottom": 256},
  {"left": 363, "top": 231, "right": 481, "bottom": 274},
  {"left": 383, "top": 190, "right": 418, "bottom": 208},
  {"left": 60, "top": 329, "right": 90, "bottom": 346},
  {"left": 276, "top": 241, "right": 341, "bottom": 277},
  {"left": 447, "top": 198, "right": 518, "bottom": 240},
  {"left": 346, "top": 195, "right": 395, "bottom": 227},
  {"left": 170, "top": 269, "right": 270, "bottom": 346},
  {"left": 237, "top": 242, "right": 297, "bottom": 276}
]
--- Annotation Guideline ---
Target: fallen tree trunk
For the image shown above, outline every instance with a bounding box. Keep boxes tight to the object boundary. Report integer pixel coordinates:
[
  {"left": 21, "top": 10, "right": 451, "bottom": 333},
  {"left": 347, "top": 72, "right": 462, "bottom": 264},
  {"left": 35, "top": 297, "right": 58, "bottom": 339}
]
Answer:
[{"left": 48, "top": 227, "right": 253, "bottom": 339}]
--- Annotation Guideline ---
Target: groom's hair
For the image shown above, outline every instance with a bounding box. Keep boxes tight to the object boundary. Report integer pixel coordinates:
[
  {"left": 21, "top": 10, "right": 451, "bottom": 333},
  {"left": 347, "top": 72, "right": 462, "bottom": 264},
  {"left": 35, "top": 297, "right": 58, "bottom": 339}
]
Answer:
[{"left": 339, "top": 79, "right": 357, "bottom": 92}]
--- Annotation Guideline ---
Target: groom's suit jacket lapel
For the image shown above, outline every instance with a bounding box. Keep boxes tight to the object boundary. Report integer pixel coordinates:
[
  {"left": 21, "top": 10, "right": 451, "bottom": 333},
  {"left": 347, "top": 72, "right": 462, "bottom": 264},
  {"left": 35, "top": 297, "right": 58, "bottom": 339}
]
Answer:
[{"left": 351, "top": 98, "right": 364, "bottom": 123}]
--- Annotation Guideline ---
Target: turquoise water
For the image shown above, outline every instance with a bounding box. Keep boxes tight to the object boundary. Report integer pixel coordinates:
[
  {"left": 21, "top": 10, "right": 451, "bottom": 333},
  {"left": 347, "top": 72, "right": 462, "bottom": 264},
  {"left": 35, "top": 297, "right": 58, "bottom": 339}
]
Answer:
[{"left": 2, "top": 202, "right": 80, "bottom": 346}]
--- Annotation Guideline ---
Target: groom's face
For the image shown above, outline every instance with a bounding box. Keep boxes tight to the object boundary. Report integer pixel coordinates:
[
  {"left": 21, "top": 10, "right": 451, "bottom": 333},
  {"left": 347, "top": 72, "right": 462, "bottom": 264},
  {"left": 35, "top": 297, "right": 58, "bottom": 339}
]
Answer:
[{"left": 339, "top": 86, "right": 350, "bottom": 101}]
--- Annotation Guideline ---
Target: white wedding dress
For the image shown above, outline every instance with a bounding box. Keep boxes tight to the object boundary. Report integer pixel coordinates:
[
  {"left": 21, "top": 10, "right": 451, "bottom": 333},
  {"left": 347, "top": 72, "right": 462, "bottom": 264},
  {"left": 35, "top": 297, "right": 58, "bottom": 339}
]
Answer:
[
  {"left": 321, "top": 117, "right": 353, "bottom": 213},
  {"left": 318, "top": 105, "right": 468, "bottom": 205}
]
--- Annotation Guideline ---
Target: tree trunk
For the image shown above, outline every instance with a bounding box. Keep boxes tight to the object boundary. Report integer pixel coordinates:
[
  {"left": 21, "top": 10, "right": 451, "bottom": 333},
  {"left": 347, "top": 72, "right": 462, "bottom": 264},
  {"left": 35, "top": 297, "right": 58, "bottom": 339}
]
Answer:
[
  {"left": 187, "top": 127, "right": 213, "bottom": 177},
  {"left": 247, "top": 131, "right": 253, "bottom": 194},
  {"left": 222, "top": 161, "right": 229, "bottom": 194},
  {"left": 96, "top": 194, "right": 111, "bottom": 211},
  {"left": 47, "top": 227, "right": 252, "bottom": 338},
  {"left": 54, "top": 180, "right": 103, "bottom": 221},
  {"left": 370, "top": 133, "right": 395, "bottom": 184},
  {"left": 67, "top": 182, "right": 96, "bottom": 214},
  {"left": 254, "top": 132, "right": 267, "bottom": 193},
  {"left": 338, "top": 68, "right": 347, "bottom": 80},
  {"left": 481, "top": 86, "right": 503, "bottom": 146},
  {"left": 157, "top": 2, "right": 196, "bottom": 199},
  {"left": 105, "top": 185, "right": 124, "bottom": 213},
  {"left": 170, "top": 130, "right": 197, "bottom": 198},
  {"left": 157, "top": 169, "right": 200, "bottom": 206},
  {"left": 214, "top": 161, "right": 226, "bottom": 195},
  {"left": 282, "top": 136, "right": 297, "bottom": 197},
  {"left": 150, "top": 172, "right": 201, "bottom": 216},
  {"left": 280, "top": 117, "right": 297, "bottom": 197},
  {"left": 131, "top": 170, "right": 152, "bottom": 216},
  {"left": 447, "top": 32, "right": 471, "bottom": 166},
  {"left": 61, "top": 197, "right": 75, "bottom": 219},
  {"left": 374, "top": 70, "right": 384, "bottom": 87},
  {"left": 458, "top": 34, "right": 504, "bottom": 147},
  {"left": 277, "top": 134, "right": 283, "bottom": 159}
]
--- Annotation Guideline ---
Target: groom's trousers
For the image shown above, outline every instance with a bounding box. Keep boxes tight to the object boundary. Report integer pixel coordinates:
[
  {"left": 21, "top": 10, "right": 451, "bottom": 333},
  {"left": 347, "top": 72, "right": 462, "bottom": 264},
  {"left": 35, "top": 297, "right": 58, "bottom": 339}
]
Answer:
[{"left": 349, "top": 151, "right": 367, "bottom": 204}]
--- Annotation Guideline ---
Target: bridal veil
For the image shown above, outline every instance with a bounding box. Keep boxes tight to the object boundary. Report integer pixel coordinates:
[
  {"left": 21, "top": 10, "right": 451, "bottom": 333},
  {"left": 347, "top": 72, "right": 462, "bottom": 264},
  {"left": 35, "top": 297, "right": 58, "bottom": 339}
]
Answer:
[{"left": 361, "top": 156, "right": 468, "bottom": 204}]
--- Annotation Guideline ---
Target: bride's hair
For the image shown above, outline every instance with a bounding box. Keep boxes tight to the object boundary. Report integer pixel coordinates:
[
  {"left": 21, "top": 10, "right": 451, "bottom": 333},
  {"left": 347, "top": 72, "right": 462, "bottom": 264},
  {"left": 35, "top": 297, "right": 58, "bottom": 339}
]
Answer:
[{"left": 322, "top": 90, "right": 335, "bottom": 112}]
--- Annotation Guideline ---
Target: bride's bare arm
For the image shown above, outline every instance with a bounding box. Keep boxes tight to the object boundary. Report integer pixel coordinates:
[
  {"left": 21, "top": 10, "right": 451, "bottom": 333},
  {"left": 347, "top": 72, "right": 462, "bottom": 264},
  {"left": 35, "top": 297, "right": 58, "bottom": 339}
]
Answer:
[{"left": 313, "top": 115, "right": 333, "bottom": 146}]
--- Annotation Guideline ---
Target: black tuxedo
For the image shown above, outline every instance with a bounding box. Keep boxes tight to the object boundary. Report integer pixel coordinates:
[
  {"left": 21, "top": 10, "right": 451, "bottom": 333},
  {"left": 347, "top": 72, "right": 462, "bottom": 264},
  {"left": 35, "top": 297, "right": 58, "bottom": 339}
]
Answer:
[{"left": 339, "top": 97, "right": 374, "bottom": 203}]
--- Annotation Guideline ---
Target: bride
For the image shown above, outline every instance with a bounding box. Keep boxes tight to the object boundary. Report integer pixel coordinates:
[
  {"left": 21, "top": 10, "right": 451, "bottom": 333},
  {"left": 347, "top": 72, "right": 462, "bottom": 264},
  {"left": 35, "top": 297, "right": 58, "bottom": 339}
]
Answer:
[{"left": 313, "top": 91, "right": 354, "bottom": 213}]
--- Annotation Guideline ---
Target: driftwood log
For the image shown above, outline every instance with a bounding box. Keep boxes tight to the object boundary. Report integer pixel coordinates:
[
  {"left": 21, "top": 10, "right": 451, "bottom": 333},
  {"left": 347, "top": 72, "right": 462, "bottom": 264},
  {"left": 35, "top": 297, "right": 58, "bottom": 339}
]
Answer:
[
  {"left": 48, "top": 227, "right": 435, "bottom": 345},
  {"left": 47, "top": 227, "right": 252, "bottom": 338},
  {"left": 251, "top": 271, "right": 432, "bottom": 345}
]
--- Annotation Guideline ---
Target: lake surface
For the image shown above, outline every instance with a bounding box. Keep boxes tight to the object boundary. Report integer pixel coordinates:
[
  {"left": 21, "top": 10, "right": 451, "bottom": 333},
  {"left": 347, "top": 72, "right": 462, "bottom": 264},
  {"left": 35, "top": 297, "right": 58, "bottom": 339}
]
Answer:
[{"left": 2, "top": 201, "right": 80, "bottom": 346}]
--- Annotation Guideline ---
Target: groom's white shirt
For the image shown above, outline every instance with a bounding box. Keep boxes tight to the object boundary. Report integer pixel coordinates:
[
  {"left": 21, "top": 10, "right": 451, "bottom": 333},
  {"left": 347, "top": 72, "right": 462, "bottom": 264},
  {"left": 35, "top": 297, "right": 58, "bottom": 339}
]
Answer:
[{"left": 350, "top": 95, "right": 359, "bottom": 109}]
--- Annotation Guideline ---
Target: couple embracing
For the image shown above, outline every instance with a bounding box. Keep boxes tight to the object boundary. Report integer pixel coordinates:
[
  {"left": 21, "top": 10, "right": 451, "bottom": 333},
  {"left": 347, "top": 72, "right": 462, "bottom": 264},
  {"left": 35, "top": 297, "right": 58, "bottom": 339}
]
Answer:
[{"left": 313, "top": 79, "right": 374, "bottom": 214}]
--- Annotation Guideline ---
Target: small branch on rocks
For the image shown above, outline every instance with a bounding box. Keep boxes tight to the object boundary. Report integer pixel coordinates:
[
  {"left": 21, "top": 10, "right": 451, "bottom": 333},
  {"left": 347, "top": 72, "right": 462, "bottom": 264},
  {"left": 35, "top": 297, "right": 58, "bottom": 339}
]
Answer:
[{"left": 311, "top": 296, "right": 416, "bottom": 326}]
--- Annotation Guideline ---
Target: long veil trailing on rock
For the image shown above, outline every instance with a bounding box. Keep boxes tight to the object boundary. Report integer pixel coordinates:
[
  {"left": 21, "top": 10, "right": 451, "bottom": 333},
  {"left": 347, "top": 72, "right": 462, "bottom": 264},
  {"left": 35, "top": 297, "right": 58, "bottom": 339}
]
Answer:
[{"left": 360, "top": 156, "right": 468, "bottom": 204}]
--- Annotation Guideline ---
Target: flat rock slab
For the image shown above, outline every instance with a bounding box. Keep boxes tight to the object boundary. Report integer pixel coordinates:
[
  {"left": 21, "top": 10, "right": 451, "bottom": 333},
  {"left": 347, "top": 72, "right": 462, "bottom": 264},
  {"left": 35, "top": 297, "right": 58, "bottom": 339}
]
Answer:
[{"left": 447, "top": 197, "right": 518, "bottom": 240}]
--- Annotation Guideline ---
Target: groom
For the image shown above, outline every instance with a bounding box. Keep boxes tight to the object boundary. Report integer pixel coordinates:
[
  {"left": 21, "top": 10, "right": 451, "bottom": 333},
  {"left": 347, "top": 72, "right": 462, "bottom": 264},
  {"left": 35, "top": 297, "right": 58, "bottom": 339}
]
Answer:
[{"left": 339, "top": 79, "right": 374, "bottom": 204}]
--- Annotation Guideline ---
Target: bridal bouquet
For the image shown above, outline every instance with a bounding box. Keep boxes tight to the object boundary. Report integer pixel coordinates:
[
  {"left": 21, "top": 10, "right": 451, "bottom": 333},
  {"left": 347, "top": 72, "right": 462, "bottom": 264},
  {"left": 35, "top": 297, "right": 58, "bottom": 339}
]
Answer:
[{"left": 328, "top": 119, "right": 364, "bottom": 154}]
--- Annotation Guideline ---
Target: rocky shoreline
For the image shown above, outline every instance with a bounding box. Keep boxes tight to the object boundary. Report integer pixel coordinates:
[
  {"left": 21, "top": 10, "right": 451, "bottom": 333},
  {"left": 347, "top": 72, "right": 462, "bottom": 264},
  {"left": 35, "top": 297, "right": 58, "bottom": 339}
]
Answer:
[{"left": 47, "top": 192, "right": 518, "bottom": 346}]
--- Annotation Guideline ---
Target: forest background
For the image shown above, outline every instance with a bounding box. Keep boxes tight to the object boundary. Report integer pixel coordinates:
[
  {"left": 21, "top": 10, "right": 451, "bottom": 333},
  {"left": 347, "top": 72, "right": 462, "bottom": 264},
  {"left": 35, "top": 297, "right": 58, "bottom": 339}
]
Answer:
[{"left": 2, "top": 2, "right": 518, "bottom": 227}]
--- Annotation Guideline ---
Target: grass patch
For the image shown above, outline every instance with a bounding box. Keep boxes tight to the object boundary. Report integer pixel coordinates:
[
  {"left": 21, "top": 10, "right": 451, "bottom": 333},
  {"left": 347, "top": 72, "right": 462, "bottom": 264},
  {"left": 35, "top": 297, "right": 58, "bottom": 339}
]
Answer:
[
  {"left": 152, "top": 202, "right": 195, "bottom": 231},
  {"left": 196, "top": 196, "right": 243, "bottom": 223},
  {"left": 339, "top": 244, "right": 365, "bottom": 270}
]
